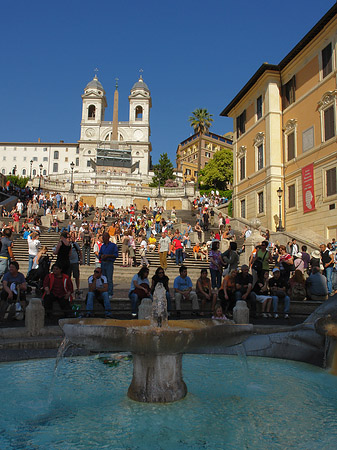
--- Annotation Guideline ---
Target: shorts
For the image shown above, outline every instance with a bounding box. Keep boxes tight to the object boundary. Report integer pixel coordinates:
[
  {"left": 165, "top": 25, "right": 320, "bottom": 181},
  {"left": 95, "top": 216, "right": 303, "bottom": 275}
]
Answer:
[
  {"left": 255, "top": 294, "right": 271, "bottom": 304},
  {"left": 70, "top": 263, "right": 80, "bottom": 279}
]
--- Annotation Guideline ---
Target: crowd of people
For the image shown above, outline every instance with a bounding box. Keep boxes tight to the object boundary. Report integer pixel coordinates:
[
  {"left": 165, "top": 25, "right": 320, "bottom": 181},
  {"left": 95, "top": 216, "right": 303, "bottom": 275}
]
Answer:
[{"left": 0, "top": 185, "right": 336, "bottom": 322}]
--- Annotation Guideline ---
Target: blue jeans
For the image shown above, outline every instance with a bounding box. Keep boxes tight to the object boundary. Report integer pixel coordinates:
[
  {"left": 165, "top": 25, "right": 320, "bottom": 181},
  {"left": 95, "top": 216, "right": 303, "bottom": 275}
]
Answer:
[
  {"left": 175, "top": 248, "right": 183, "bottom": 265},
  {"left": 272, "top": 295, "right": 290, "bottom": 314},
  {"left": 129, "top": 291, "right": 140, "bottom": 314},
  {"left": 28, "top": 255, "right": 35, "bottom": 274},
  {"left": 210, "top": 268, "right": 221, "bottom": 289},
  {"left": 86, "top": 291, "right": 111, "bottom": 315},
  {"left": 101, "top": 261, "right": 114, "bottom": 296},
  {"left": 82, "top": 246, "right": 91, "bottom": 265},
  {"left": 325, "top": 266, "right": 333, "bottom": 294},
  {"left": 155, "top": 222, "right": 161, "bottom": 234}
]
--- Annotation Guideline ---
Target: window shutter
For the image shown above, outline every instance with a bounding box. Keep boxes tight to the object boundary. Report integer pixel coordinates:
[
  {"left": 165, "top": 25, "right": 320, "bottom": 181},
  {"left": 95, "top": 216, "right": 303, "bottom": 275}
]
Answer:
[
  {"left": 327, "top": 167, "right": 337, "bottom": 197},
  {"left": 324, "top": 106, "right": 335, "bottom": 141}
]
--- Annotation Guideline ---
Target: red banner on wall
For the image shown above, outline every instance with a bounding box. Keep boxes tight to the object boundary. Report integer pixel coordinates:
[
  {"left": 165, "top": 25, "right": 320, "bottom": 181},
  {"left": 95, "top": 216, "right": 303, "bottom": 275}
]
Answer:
[{"left": 302, "top": 163, "right": 315, "bottom": 213}]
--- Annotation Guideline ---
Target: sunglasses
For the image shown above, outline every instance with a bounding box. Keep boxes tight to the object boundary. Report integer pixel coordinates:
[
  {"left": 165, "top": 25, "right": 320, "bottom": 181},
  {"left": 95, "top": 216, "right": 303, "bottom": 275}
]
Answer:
[{"left": 94, "top": 270, "right": 101, "bottom": 274}]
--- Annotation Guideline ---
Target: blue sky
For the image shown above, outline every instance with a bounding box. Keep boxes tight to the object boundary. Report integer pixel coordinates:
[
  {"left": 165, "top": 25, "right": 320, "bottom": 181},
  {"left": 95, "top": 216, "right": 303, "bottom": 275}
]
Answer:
[{"left": 0, "top": 0, "right": 335, "bottom": 164}]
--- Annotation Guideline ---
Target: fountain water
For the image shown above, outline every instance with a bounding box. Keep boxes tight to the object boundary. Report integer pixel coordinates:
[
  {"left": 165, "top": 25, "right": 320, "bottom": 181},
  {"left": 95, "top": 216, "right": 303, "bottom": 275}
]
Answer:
[{"left": 60, "top": 283, "right": 253, "bottom": 402}]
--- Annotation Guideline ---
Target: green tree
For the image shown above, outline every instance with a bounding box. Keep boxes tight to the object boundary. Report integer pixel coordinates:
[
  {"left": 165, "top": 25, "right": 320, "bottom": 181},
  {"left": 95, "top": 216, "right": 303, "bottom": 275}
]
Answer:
[
  {"left": 150, "top": 153, "right": 176, "bottom": 187},
  {"left": 198, "top": 149, "right": 233, "bottom": 190},
  {"left": 6, "top": 175, "right": 29, "bottom": 189},
  {"left": 188, "top": 108, "right": 214, "bottom": 134},
  {"left": 188, "top": 109, "right": 214, "bottom": 177}
]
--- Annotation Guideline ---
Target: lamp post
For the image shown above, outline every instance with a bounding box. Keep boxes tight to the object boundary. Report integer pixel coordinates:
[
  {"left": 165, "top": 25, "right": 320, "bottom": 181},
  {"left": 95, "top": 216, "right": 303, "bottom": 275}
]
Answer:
[
  {"left": 184, "top": 181, "right": 188, "bottom": 198},
  {"left": 38, "top": 164, "right": 43, "bottom": 191},
  {"left": 30, "top": 160, "right": 33, "bottom": 180},
  {"left": 276, "top": 186, "right": 285, "bottom": 231},
  {"left": 70, "top": 161, "right": 75, "bottom": 193}
]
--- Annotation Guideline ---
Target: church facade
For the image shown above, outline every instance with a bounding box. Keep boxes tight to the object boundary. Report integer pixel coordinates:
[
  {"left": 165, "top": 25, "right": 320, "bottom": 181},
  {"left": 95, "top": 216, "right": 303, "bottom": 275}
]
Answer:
[{"left": 0, "top": 74, "right": 152, "bottom": 179}]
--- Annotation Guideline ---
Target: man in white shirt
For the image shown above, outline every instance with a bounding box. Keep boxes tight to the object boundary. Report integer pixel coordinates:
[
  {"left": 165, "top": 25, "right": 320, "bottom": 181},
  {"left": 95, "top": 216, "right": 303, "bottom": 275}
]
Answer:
[
  {"left": 158, "top": 232, "right": 171, "bottom": 270},
  {"left": 85, "top": 267, "right": 112, "bottom": 318}
]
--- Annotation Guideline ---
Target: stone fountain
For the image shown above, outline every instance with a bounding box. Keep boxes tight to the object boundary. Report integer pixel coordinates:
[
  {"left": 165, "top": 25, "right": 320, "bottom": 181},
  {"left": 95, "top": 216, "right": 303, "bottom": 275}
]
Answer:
[
  {"left": 60, "top": 283, "right": 253, "bottom": 403},
  {"left": 315, "top": 314, "right": 337, "bottom": 376}
]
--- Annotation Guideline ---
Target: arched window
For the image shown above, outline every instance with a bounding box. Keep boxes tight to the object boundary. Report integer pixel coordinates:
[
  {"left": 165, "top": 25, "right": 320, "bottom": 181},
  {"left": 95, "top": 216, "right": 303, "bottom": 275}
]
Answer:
[
  {"left": 54, "top": 151, "right": 59, "bottom": 160},
  {"left": 33, "top": 169, "right": 37, "bottom": 176},
  {"left": 43, "top": 170, "right": 47, "bottom": 176},
  {"left": 135, "top": 106, "right": 143, "bottom": 120},
  {"left": 1, "top": 169, "right": 5, "bottom": 174},
  {"left": 88, "top": 105, "right": 96, "bottom": 119},
  {"left": 22, "top": 169, "right": 26, "bottom": 176}
]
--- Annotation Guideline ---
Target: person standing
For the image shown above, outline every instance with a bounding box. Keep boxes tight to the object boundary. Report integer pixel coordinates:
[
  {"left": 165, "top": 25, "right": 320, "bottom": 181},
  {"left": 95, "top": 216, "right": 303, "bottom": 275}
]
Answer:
[
  {"left": 98, "top": 232, "right": 119, "bottom": 299},
  {"left": 320, "top": 243, "right": 334, "bottom": 295},
  {"left": 158, "top": 232, "right": 171, "bottom": 270},
  {"left": 69, "top": 232, "right": 82, "bottom": 294},
  {"left": 0, "top": 228, "right": 15, "bottom": 280},
  {"left": 81, "top": 226, "right": 92, "bottom": 266},
  {"left": 27, "top": 232, "right": 41, "bottom": 275},
  {"left": 54, "top": 231, "right": 72, "bottom": 276}
]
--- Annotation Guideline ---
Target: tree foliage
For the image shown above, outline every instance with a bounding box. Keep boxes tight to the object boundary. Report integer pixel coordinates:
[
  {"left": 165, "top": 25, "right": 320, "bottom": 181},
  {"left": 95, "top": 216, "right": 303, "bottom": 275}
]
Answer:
[
  {"left": 6, "top": 175, "right": 29, "bottom": 189},
  {"left": 150, "top": 153, "right": 176, "bottom": 187},
  {"left": 198, "top": 149, "right": 233, "bottom": 190},
  {"left": 189, "top": 108, "right": 213, "bottom": 134}
]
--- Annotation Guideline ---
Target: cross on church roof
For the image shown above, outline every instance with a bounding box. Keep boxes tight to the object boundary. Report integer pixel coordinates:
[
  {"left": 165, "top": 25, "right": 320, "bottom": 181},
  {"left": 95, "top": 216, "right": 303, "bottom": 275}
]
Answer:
[
  {"left": 139, "top": 68, "right": 143, "bottom": 79},
  {"left": 94, "top": 67, "right": 99, "bottom": 77},
  {"left": 115, "top": 77, "right": 119, "bottom": 89}
]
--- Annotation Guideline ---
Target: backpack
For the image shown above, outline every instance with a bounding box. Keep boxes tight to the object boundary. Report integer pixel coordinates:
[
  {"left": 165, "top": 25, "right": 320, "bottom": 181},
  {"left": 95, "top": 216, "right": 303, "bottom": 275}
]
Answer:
[
  {"left": 291, "top": 283, "right": 306, "bottom": 301},
  {"left": 83, "top": 233, "right": 91, "bottom": 246}
]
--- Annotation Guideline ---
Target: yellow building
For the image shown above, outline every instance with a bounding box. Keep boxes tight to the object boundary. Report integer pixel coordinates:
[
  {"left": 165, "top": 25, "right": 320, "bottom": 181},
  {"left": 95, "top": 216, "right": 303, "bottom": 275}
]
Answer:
[
  {"left": 176, "top": 132, "right": 232, "bottom": 183},
  {"left": 221, "top": 4, "right": 337, "bottom": 241}
]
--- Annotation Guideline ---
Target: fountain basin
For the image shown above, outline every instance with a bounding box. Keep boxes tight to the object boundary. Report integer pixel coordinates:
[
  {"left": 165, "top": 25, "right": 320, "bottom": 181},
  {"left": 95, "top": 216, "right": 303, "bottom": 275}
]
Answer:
[
  {"left": 315, "top": 315, "right": 337, "bottom": 375},
  {"left": 59, "top": 318, "right": 253, "bottom": 402},
  {"left": 59, "top": 318, "right": 253, "bottom": 354}
]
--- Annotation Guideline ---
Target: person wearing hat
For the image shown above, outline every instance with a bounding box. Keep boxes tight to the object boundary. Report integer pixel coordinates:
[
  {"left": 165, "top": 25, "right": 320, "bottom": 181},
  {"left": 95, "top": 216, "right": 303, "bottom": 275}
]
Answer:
[
  {"left": 268, "top": 267, "right": 290, "bottom": 319},
  {"left": 293, "top": 252, "right": 304, "bottom": 272},
  {"left": 310, "top": 250, "right": 321, "bottom": 272}
]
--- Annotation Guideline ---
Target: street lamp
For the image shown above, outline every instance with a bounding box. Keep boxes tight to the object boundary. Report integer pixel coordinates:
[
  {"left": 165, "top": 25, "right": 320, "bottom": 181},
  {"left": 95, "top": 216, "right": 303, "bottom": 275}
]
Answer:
[
  {"left": 276, "top": 186, "right": 285, "bottom": 231},
  {"left": 70, "top": 161, "right": 75, "bottom": 193},
  {"left": 30, "top": 160, "right": 33, "bottom": 180},
  {"left": 184, "top": 181, "right": 188, "bottom": 198},
  {"left": 38, "top": 164, "right": 43, "bottom": 191}
]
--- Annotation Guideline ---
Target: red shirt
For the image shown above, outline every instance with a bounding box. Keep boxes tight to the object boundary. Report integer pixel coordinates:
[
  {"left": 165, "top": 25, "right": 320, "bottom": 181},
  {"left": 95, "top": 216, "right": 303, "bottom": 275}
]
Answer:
[
  {"left": 173, "top": 238, "right": 182, "bottom": 249},
  {"left": 43, "top": 274, "right": 73, "bottom": 298}
]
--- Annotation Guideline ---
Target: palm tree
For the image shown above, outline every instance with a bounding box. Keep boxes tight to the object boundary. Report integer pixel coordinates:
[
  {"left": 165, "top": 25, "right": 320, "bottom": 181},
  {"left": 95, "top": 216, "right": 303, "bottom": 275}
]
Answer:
[
  {"left": 189, "top": 109, "right": 213, "bottom": 134},
  {"left": 188, "top": 109, "right": 214, "bottom": 181}
]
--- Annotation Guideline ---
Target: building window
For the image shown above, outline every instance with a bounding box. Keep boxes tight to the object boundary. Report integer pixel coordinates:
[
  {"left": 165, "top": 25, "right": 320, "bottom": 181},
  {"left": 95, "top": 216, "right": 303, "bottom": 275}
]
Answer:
[
  {"left": 185, "top": 169, "right": 191, "bottom": 175},
  {"left": 87, "top": 160, "right": 91, "bottom": 167},
  {"left": 135, "top": 106, "right": 143, "bottom": 120},
  {"left": 14, "top": 147, "right": 16, "bottom": 151},
  {"left": 327, "top": 167, "right": 337, "bottom": 197},
  {"left": 33, "top": 157, "right": 38, "bottom": 161},
  {"left": 258, "top": 192, "right": 264, "bottom": 214},
  {"left": 13, "top": 157, "right": 16, "bottom": 161},
  {"left": 1, "top": 169, "right": 5, "bottom": 174},
  {"left": 76, "top": 157, "right": 79, "bottom": 166},
  {"left": 322, "top": 43, "right": 332, "bottom": 78},
  {"left": 54, "top": 151, "right": 59, "bottom": 160},
  {"left": 76, "top": 148, "right": 79, "bottom": 154},
  {"left": 23, "top": 147, "right": 26, "bottom": 151},
  {"left": 257, "top": 144, "right": 264, "bottom": 170},
  {"left": 43, "top": 147, "right": 47, "bottom": 152},
  {"left": 287, "top": 132, "right": 295, "bottom": 160},
  {"left": 282, "top": 76, "right": 296, "bottom": 109},
  {"left": 239, "top": 156, "right": 246, "bottom": 180},
  {"left": 43, "top": 157, "right": 48, "bottom": 162},
  {"left": 324, "top": 105, "right": 335, "bottom": 141},
  {"left": 22, "top": 169, "right": 26, "bottom": 176},
  {"left": 236, "top": 110, "right": 246, "bottom": 138},
  {"left": 65, "top": 157, "right": 68, "bottom": 162},
  {"left": 241, "top": 199, "right": 246, "bottom": 218},
  {"left": 256, "top": 95, "right": 262, "bottom": 120},
  {"left": 2, "top": 156, "right": 6, "bottom": 161},
  {"left": 33, "top": 169, "right": 37, "bottom": 176},
  {"left": 205, "top": 152, "right": 211, "bottom": 158},
  {"left": 88, "top": 105, "right": 96, "bottom": 119},
  {"left": 53, "top": 163, "right": 58, "bottom": 172},
  {"left": 43, "top": 169, "right": 47, "bottom": 175},
  {"left": 23, "top": 157, "right": 27, "bottom": 161},
  {"left": 288, "top": 184, "right": 296, "bottom": 208}
]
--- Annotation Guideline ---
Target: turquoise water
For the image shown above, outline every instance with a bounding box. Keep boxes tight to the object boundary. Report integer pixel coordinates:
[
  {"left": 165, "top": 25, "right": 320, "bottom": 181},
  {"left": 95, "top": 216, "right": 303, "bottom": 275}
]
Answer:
[{"left": 0, "top": 354, "right": 337, "bottom": 449}]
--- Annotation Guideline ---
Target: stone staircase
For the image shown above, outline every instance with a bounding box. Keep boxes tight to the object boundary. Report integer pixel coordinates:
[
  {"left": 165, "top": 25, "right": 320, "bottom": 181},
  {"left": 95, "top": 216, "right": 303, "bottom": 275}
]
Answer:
[{"left": 1, "top": 213, "right": 324, "bottom": 323}]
